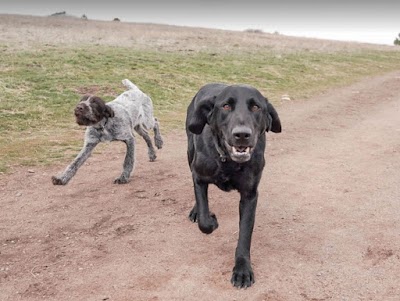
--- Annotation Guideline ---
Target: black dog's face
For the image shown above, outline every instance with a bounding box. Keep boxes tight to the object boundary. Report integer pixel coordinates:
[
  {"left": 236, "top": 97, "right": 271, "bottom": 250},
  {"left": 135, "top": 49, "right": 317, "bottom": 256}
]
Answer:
[
  {"left": 188, "top": 85, "right": 281, "bottom": 163},
  {"left": 211, "top": 85, "right": 269, "bottom": 163},
  {"left": 74, "top": 95, "right": 114, "bottom": 126}
]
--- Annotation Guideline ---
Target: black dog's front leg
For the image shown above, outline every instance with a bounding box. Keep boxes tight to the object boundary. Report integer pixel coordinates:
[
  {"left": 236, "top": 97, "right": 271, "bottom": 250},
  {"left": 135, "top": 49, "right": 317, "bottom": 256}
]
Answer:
[
  {"left": 231, "top": 190, "right": 258, "bottom": 288},
  {"left": 190, "top": 176, "right": 218, "bottom": 234}
]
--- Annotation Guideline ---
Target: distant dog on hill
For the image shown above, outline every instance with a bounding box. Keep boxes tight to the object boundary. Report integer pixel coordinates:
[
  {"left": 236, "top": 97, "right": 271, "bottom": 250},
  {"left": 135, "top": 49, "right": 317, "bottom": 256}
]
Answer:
[{"left": 52, "top": 79, "right": 163, "bottom": 185}]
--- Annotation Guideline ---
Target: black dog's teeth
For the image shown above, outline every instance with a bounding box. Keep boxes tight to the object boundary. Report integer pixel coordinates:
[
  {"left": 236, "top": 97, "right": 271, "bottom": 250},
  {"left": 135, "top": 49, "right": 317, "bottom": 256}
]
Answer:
[{"left": 233, "top": 146, "right": 250, "bottom": 153}]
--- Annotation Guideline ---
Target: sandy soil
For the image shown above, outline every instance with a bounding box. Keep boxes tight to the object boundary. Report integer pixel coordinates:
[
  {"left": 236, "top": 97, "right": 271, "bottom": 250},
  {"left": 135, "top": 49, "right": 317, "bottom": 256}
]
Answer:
[{"left": 1, "top": 69, "right": 400, "bottom": 300}]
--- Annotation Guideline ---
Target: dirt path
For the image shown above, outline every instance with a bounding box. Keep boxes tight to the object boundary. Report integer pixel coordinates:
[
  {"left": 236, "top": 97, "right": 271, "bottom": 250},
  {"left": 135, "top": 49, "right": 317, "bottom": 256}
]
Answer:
[{"left": 1, "top": 71, "right": 400, "bottom": 301}]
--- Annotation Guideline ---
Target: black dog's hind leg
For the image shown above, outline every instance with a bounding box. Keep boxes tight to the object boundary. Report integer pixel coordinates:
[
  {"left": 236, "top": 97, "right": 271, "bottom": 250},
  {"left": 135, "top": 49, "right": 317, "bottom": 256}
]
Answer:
[
  {"left": 190, "top": 176, "right": 218, "bottom": 234},
  {"left": 231, "top": 190, "right": 258, "bottom": 288},
  {"left": 189, "top": 204, "right": 198, "bottom": 222}
]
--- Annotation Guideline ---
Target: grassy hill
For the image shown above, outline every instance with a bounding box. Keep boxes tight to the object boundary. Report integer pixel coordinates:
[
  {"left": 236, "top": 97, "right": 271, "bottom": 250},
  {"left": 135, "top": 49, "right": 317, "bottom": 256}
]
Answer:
[{"left": 1, "top": 14, "right": 400, "bottom": 172}]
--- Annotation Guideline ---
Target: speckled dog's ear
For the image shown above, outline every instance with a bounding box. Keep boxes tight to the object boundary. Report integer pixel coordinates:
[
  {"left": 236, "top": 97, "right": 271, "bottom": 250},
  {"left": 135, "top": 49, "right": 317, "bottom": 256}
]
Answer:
[
  {"left": 104, "top": 105, "right": 114, "bottom": 118},
  {"left": 86, "top": 96, "right": 115, "bottom": 122}
]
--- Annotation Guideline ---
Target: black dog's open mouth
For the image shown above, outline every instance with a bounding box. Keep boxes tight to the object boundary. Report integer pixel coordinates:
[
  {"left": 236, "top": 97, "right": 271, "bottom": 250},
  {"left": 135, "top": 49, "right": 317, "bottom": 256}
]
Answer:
[
  {"left": 232, "top": 146, "right": 251, "bottom": 155},
  {"left": 224, "top": 143, "right": 253, "bottom": 163}
]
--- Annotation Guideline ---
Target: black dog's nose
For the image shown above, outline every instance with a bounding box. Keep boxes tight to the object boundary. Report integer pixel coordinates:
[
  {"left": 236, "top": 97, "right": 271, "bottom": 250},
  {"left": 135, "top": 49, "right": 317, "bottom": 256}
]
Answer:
[{"left": 232, "top": 126, "right": 252, "bottom": 143}]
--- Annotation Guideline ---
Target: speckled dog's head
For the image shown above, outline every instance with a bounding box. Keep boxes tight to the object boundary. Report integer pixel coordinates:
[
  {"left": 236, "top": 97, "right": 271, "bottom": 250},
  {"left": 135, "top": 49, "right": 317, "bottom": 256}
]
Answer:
[{"left": 74, "top": 95, "right": 115, "bottom": 126}]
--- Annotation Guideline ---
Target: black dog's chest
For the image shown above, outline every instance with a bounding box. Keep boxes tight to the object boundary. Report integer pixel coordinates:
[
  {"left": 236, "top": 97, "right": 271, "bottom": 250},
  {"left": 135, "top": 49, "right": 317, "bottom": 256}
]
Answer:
[
  {"left": 214, "top": 162, "right": 246, "bottom": 192},
  {"left": 193, "top": 151, "right": 261, "bottom": 193}
]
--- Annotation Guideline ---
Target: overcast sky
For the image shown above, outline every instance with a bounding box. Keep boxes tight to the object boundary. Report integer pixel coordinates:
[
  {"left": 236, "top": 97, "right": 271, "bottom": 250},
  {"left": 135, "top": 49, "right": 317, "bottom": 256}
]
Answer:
[{"left": 1, "top": 0, "right": 399, "bottom": 45}]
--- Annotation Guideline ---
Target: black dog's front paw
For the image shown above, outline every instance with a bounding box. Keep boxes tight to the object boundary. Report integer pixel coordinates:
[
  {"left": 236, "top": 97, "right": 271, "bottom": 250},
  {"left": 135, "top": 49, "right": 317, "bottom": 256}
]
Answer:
[
  {"left": 231, "top": 257, "right": 254, "bottom": 288},
  {"left": 198, "top": 213, "right": 219, "bottom": 234}
]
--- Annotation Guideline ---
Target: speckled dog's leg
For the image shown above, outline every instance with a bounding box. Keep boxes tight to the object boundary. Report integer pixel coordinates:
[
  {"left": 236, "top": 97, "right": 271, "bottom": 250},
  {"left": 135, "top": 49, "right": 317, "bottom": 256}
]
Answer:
[
  {"left": 52, "top": 141, "right": 98, "bottom": 185},
  {"left": 114, "top": 136, "right": 135, "bottom": 184}
]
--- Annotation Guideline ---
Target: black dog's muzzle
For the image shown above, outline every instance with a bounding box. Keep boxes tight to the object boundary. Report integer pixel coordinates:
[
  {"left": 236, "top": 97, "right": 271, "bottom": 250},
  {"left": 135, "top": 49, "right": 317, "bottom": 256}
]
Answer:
[{"left": 218, "top": 125, "right": 256, "bottom": 163}]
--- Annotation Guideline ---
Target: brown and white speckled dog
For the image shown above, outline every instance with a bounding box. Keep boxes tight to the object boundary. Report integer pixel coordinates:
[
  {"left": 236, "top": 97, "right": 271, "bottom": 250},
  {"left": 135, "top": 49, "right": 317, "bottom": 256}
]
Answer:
[{"left": 52, "top": 79, "right": 163, "bottom": 185}]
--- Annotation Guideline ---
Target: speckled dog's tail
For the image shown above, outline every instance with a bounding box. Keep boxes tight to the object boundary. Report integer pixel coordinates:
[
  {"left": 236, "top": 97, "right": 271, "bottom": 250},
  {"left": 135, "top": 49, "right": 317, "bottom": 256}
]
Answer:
[
  {"left": 122, "top": 79, "right": 141, "bottom": 92},
  {"left": 122, "top": 79, "right": 156, "bottom": 131}
]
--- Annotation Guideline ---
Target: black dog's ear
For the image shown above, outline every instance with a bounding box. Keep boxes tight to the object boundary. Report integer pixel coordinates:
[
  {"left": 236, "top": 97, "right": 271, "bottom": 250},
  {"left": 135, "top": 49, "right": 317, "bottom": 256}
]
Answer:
[
  {"left": 187, "top": 97, "right": 215, "bottom": 134},
  {"left": 104, "top": 105, "right": 115, "bottom": 118},
  {"left": 266, "top": 101, "right": 282, "bottom": 133}
]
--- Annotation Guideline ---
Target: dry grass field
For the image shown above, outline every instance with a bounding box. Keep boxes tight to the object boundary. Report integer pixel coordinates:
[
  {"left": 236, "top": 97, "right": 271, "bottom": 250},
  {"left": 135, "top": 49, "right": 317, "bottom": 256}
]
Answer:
[{"left": 1, "top": 14, "right": 396, "bottom": 53}]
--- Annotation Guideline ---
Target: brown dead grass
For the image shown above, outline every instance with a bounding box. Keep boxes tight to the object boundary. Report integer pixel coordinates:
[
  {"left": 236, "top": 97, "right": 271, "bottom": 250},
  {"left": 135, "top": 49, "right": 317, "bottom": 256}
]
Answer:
[{"left": 0, "top": 14, "right": 397, "bottom": 54}]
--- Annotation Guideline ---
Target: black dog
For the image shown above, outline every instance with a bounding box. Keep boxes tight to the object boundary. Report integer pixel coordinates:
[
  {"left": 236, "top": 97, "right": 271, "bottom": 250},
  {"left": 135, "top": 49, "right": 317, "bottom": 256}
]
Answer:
[{"left": 186, "top": 83, "right": 281, "bottom": 288}]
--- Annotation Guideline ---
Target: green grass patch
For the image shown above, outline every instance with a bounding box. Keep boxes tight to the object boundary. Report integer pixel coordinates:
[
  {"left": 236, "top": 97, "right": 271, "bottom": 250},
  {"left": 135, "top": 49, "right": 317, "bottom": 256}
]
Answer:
[{"left": 1, "top": 45, "right": 400, "bottom": 172}]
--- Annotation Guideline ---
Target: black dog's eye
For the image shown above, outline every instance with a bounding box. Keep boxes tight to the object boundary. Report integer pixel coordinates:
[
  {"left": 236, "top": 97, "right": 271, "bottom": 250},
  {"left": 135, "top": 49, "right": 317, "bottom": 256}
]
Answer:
[
  {"left": 222, "top": 104, "right": 232, "bottom": 111},
  {"left": 251, "top": 104, "right": 261, "bottom": 112}
]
